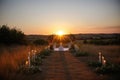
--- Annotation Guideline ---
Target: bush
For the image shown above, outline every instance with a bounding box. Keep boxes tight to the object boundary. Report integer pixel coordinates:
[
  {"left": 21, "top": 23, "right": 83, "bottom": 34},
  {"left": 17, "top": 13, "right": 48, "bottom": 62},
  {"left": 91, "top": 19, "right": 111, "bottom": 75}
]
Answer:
[
  {"left": 88, "top": 61, "right": 120, "bottom": 74},
  {"left": 83, "top": 40, "right": 88, "bottom": 44},
  {"left": 40, "top": 49, "right": 52, "bottom": 56},
  {"left": 31, "top": 56, "right": 42, "bottom": 66},
  {"left": 88, "top": 61, "right": 102, "bottom": 67},
  {"left": 18, "top": 49, "right": 49, "bottom": 74},
  {"left": 70, "top": 49, "right": 89, "bottom": 57},
  {"left": 0, "top": 25, "right": 27, "bottom": 45},
  {"left": 37, "top": 49, "right": 52, "bottom": 59},
  {"left": 33, "top": 39, "right": 48, "bottom": 45},
  {"left": 19, "top": 66, "right": 42, "bottom": 74},
  {"left": 96, "top": 63, "right": 120, "bottom": 74},
  {"left": 49, "top": 45, "right": 53, "bottom": 50},
  {"left": 88, "top": 39, "right": 120, "bottom": 45}
]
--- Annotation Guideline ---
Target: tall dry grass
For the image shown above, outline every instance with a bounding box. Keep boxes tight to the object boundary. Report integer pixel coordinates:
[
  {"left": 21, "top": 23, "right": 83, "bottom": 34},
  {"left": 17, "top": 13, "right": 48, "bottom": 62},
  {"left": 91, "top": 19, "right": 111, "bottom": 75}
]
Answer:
[
  {"left": 0, "top": 45, "right": 43, "bottom": 79},
  {"left": 78, "top": 43, "right": 120, "bottom": 64}
]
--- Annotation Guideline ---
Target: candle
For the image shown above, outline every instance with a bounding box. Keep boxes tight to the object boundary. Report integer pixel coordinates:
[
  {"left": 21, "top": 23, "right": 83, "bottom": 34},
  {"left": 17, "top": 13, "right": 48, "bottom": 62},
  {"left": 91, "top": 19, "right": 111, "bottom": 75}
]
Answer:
[
  {"left": 102, "top": 56, "right": 104, "bottom": 61},
  {"left": 103, "top": 60, "right": 106, "bottom": 66},
  {"left": 28, "top": 52, "right": 31, "bottom": 67},
  {"left": 28, "top": 52, "right": 30, "bottom": 56},
  {"left": 32, "top": 50, "right": 34, "bottom": 53},
  {"left": 99, "top": 52, "right": 102, "bottom": 63},
  {"left": 34, "top": 50, "right": 37, "bottom": 53},
  {"left": 102, "top": 56, "right": 104, "bottom": 64},
  {"left": 25, "top": 60, "right": 28, "bottom": 66}
]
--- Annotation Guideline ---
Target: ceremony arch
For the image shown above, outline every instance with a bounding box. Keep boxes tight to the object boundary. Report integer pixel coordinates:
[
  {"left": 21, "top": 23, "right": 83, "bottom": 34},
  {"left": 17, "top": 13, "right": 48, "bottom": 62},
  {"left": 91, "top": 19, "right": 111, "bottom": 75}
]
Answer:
[{"left": 48, "top": 34, "right": 75, "bottom": 51}]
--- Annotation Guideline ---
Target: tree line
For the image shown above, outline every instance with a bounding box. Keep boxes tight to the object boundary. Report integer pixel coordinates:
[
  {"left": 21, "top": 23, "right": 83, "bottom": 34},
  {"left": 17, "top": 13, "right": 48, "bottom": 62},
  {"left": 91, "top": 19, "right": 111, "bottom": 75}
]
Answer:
[
  {"left": 0, "top": 25, "right": 49, "bottom": 45},
  {"left": 83, "top": 39, "right": 120, "bottom": 45},
  {"left": 0, "top": 25, "right": 27, "bottom": 45}
]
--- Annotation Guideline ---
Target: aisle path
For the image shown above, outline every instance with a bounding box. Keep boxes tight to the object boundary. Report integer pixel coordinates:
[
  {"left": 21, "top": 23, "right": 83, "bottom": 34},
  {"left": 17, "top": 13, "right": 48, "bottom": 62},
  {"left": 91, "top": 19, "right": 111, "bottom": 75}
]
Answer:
[{"left": 42, "top": 52, "right": 102, "bottom": 80}]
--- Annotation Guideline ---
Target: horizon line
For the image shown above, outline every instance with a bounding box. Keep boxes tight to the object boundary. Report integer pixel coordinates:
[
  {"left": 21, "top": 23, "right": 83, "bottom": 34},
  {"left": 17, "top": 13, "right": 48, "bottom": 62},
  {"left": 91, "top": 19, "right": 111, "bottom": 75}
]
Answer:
[{"left": 26, "top": 32, "right": 120, "bottom": 35}]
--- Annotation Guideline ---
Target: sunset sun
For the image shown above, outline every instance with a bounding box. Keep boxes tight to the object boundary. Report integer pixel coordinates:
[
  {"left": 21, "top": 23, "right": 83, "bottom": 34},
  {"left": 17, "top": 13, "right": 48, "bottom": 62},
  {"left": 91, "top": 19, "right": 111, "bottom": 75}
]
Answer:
[{"left": 56, "top": 30, "right": 64, "bottom": 36}]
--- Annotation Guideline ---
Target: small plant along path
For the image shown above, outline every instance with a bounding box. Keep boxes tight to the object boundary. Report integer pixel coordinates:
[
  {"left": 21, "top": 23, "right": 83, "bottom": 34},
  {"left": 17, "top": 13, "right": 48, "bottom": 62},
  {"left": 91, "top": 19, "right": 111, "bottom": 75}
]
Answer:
[{"left": 41, "top": 51, "right": 104, "bottom": 80}]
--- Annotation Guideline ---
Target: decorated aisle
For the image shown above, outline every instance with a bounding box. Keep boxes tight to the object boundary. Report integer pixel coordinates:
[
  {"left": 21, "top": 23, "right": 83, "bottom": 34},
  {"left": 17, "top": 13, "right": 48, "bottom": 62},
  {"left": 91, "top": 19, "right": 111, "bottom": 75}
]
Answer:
[{"left": 41, "top": 51, "right": 103, "bottom": 80}]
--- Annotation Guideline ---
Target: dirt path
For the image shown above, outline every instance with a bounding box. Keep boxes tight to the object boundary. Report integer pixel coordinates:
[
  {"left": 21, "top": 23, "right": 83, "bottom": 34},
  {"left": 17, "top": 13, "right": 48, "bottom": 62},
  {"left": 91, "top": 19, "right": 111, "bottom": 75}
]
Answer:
[{"left": 41, "top": 51, "right": 104, "bottom": 80}]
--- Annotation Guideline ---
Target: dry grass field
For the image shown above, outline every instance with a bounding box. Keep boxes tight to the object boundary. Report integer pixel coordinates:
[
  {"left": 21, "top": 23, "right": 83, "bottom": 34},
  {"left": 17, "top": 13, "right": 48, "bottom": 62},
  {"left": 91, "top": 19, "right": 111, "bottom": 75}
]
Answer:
[
  {"left": 0, "top": 40, "right": 120, "bottom": 80},
  {"left": 0, "top": 45, "right": 43, "bottom": 79},
  {"left": 75, "top": 42, "right": 120, "bottom": 80},
  {"left": 78, "top": 44, "right": 120, "bottom": 64}
]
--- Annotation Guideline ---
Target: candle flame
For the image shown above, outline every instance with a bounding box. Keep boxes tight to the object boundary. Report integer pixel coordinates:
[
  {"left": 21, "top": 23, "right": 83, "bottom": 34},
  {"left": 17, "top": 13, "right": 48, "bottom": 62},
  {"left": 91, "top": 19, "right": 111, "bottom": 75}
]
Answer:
[{"left": 26, "top": 60, "right": 28, "bottom": 65}]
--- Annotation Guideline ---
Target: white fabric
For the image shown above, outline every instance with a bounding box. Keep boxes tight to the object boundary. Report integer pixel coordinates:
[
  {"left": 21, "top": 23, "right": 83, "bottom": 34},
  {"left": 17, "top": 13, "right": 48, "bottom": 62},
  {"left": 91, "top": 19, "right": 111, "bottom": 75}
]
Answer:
[{"left": 54, "top": 48, "right": 69, "bottom": 51}]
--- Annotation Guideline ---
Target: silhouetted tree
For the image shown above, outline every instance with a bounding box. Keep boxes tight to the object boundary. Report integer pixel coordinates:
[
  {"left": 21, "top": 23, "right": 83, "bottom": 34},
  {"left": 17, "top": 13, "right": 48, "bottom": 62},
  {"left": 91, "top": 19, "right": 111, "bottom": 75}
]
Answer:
[
  {"left": 0, "top": 25, "right": 27, "bottom": 45},
  {"left": 0, "top": 25, "right": 10, "bottom": 44}
]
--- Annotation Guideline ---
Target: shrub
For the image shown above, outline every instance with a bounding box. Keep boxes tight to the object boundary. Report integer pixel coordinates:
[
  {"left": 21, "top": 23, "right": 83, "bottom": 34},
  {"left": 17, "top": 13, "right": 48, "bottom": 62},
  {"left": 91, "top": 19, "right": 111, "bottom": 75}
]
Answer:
[
  {"left": 33, "top": 39, "right": 48, "bottom": 45},
  {"left": 31, "top": 56, "right": 42, "bottom": 66},
  {"left": 0, "top": 25, "right": 27, "bottom": 45},
  {"left": 19, "top": 66, "right": 42, "bottom": 74},
  {"left": 69, "top": 44, "right": 75, "bottom": 53},
  {"left": 70, "top": 46, "right": 89, "bottom": 56},
  {"left": 96, "top": 63, "right": 120, "bottom": 74},
  {"left": 88, "top": 61, "right": 102, "bottom": 67},
  {"left": 88, "top": 39, "right": 120, "bottom": 45},
  {"left": 40, "top": 49, "right": 52, "bottom": 56},
  {"left": 88, "top": 61, "right": 120, "bottom": 74},
  {"left": 49, "top": 45, "right": 53, "bottom": 50},
  {"left": 36, "top": 49, "right": 52, "bottom": 59},
  {"left": 83, "top": 40, "right": 88, "bottom": 44}
]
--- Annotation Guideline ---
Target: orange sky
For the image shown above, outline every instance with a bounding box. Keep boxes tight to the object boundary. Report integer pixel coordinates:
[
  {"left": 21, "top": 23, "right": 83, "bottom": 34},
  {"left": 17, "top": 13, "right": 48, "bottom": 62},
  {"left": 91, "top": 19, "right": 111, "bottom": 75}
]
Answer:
[{"left": 0, "top": 0, "right": 120, "bottom": 34}]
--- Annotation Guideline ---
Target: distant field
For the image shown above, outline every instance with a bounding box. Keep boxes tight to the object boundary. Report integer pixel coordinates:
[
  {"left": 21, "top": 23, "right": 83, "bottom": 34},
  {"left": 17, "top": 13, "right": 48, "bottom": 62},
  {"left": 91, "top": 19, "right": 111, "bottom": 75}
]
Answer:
[
  {"left": 77, "top": 42, "right": 120, "bottom": 64},
  {"left": 74, "top": 42, "right": 120, "bottom": 80}
]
